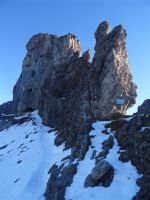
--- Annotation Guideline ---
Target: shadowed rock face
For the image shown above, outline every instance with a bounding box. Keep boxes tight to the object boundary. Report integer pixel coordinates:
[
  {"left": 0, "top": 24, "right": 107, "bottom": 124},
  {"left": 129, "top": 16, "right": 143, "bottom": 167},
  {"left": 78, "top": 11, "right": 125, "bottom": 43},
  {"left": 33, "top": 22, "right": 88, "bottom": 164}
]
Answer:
[
  {"left": 137, "top": 99, "right": 150, "bottom": 115},
  {"left": 3, "top": 21, "right": 137, "bottom": 147},
  {"left": 38, "top": 21, "right": 137, "bottom": 147},
  {"left": 113, "top": 99, "right": 150, "bottom": 200},
  {"left": 13, "top": 33, "right": 81, "bottom": 112}
]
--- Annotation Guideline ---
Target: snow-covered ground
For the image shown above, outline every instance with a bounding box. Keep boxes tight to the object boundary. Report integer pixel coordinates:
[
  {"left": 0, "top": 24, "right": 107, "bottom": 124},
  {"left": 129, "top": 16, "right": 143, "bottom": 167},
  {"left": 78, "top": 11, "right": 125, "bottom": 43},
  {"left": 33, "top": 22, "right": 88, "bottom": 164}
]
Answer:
[
  {"left": 0, "top": 111, "right": 70, "bottom": 200},
  {"left": 0, "top": 112, "right": 140, "bottom": 200},
  {"left": 66, "top": 121, "right": 140, "bottom": 200}
]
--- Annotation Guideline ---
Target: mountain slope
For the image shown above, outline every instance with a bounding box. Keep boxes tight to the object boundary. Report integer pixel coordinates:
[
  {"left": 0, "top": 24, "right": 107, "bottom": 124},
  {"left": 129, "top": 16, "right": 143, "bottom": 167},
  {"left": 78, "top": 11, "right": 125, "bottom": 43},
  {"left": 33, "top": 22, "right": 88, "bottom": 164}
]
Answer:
[
  {"left": 0, "top": 21, "right": 149, "bottom": 200},
  {"left": 65, "top": 120, "right": 139, "bottom": 200},
  {"left": 0, "top": 111, "right": 141, "bottom": 200},
  {"left": 0, "top": 111, "right": 70, "bottom": 200}
]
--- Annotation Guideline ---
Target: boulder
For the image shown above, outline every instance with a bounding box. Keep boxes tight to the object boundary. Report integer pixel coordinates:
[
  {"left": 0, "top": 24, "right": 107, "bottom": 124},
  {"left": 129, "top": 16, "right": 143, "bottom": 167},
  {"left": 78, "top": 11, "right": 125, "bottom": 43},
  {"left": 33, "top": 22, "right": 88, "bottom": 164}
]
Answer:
[
  {"left": 91, "top": 160, "right": 112, "bottom": 181},
  {"left": 45, "top": 163, "right": 78, "bottom": 200},
  {"left": 102, "top": 135, "right": 114, "bottom": 151},
  {"left": 84, "top": 160, "right": 114, "bottom": 188}
]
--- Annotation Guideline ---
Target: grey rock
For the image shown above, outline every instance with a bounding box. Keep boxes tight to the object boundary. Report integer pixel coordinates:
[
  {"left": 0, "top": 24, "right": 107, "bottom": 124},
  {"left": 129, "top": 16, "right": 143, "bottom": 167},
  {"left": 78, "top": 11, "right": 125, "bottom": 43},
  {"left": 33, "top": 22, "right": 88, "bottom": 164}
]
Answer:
[
  {"left": 0, "top": 101, "right": 15, "bottom": 115},
  {"left": 84, "top": 160, "right": 114, "bottom": 188},
  {"left": 91, "top": 160, "right": 112, "bottom": 181},
  {"left": 102, "top": 135, "right": 114, "bottom": 151},
  {"left": 95, "top": 150, "right": 108, "bottom": 162},
  {"left": 13, "top": 33, "right": 81, "bottom": 113},
  {"left": 37, "top": 21, "right": 137, "bottom": 148},
  {"left": 0, "top": 113, "right": 30, "bottom": 132},
  {"left": 10, "top": 21, "right": 137, "bottom": 151},
  {"left": 119, "top": 151, "right": 130, "bottom": 163},
  {"left": 137, "top": 99, "right": 150, "bottom": 115},
  {"left": 84, "top": 174, "right": 97, "bottom": 187},
  {"left": 45, "top": 163, "right": 78, "bottom": 200},
  {"left": 92, "top": 22, "right": 137, "bottom": 119},
  {"left": 90, "top": 149, "right": 97, "bottom": 160},
  {"left": 114, "top": 100, "right": 150, "bottom": 200},
  {"left": 79, "top": 134, "right": 90, "bottom": 160}
]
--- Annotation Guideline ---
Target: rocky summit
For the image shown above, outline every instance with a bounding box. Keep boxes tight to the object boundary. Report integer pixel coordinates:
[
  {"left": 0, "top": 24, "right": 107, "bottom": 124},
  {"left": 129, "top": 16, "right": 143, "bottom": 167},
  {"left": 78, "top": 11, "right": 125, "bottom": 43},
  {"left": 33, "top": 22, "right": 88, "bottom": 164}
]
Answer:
[
  {"left": 0, "top": 21, "right": 149, "bottom": 200},
  {"left": 13, "top": 33, "right": 81, "bottom": 113},
  {"left": 2, "top": 21, "right": 136, "bottom": 148}
]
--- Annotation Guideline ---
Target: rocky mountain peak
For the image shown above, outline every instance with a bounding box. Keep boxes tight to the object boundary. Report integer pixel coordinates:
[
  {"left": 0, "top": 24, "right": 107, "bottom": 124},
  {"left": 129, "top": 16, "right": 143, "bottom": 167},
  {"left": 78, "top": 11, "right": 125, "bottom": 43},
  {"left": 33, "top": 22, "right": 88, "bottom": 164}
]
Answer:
[
  {"left": 1, "top": 21, "right": 137, "bottom": 148},
  {"left": 95, "top": 21, "right": 110, "bottom": 41},
  {"left": 0, "top": 21, "right": 149, "bottom": 200},
  {"left": 13, "top": 33, "right": 81, "bottom": 112},
  {"left": 92, "top": 22, "right": 136, "bottom": 119}
]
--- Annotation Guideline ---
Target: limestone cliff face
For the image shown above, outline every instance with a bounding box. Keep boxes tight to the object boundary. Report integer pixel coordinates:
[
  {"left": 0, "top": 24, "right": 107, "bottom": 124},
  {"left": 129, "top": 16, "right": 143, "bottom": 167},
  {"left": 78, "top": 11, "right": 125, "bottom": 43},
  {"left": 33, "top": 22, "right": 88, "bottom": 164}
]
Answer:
[
  {"left": 10, "top": 21, "right": 137, "bottom": 148},
  {"left": 91, "top": 21, "right": 137, "bottom": 118},
  {"left": 13, "top": 33, "right": 81, "bottom": 112}
]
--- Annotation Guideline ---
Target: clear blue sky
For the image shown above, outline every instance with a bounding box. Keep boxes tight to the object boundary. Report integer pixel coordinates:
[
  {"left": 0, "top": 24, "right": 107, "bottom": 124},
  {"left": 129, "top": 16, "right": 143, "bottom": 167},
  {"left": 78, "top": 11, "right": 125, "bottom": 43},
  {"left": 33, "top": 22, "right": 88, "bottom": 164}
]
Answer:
[{"left": 0, "top": 0, "right": 150, "bottom": 114}]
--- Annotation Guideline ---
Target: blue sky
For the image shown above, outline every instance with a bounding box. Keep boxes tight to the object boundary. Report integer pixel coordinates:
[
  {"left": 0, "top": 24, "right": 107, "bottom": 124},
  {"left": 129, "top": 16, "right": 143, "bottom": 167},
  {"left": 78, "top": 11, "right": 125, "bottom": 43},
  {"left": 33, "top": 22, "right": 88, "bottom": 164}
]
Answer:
[{"left": 0, "top": 0, "right": 150, "bottom": 114}]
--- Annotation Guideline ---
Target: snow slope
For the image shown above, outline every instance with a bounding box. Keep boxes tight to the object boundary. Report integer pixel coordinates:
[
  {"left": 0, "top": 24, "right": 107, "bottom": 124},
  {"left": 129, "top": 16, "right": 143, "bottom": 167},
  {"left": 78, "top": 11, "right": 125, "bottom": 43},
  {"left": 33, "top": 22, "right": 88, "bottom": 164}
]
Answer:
[
  {"left": 0, "top": 112, "right": 140, "bottom": 200},
  {"left": 66, "top": 121, "right": 140, "bottom": 200},
  {"left": 0, "top": 111, "right": 70, "bottom": 200}
]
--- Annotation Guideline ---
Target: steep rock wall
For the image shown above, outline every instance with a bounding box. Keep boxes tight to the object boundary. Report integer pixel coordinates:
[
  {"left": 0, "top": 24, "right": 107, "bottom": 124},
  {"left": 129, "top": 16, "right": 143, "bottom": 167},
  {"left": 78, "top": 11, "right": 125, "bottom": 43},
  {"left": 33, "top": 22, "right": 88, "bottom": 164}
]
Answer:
[
  {"left": 13, "top": 33, "right": 81, "bottom": 112},
  {"left": 38, "top": 21, "right": 137, "bottom": 147},
  {"left": 2, "top": 21, "right": 137, "bottom": 148}
]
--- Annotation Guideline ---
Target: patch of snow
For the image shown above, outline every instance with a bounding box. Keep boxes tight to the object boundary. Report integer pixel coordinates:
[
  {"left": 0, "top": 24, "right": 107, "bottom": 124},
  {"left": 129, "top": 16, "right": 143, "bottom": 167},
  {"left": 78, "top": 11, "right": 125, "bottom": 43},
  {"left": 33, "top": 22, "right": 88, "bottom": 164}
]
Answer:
[
  {"left": 116, "top": 99, "right": 125, "bottom": 105},
  {"left": 65, "top": 121, "right": 140, "bottom": 200},
  {"left": 14, "top": 113, "right": 29, "bottom": 120},
  {"left": 141, "top": 126, "right": 150, "bottom": 132},
  {"left": 1, "top": 113, "right": 15, "bottom": 117},
  {"left": 125, "top": 116, "right": 134, "bottom": 121},
  {"left": 0, "top": 111, "right": 70, "bottom": 200}
]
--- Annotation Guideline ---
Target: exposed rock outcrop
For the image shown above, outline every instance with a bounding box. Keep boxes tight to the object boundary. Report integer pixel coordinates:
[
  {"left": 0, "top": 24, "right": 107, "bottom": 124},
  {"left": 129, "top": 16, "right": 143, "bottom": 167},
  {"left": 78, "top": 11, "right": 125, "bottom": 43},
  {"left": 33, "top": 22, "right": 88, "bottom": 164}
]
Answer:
[
  {"left": 0, "top": 101, "right": 15, "bottom": 114},
  {"left": 13, "top": 33, "right": 81, "bottom": 112},
  {"left": 137, "top": 99, "right": 150, "bottom": 115},
  {"left": 84, "top": 160, "right": 114, "bottom": 188},
  {"left": 92, "top": 21, "right": 137, "bottom": 118},
  {"left": 1, "top": 20, "right": 149, "bottom": 200},
  {"left": 45, "top": 163, "right": 78, "bottom": 200},
  {"left": 107, "top": 99, "right": 150, "bottom": 200},
  {"left": 1, "top": 21, "right": 137, "bottom": 150},
  {"left": 38, "top": 21, "right": 136, "bottom": 148}
]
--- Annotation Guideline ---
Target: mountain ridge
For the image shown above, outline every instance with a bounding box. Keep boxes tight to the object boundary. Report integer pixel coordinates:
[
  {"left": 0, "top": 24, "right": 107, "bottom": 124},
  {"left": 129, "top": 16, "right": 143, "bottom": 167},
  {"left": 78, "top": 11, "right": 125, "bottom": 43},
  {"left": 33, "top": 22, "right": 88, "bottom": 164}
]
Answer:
[{"left": 0, "top": 21, "right": 149, "bottom": 200}]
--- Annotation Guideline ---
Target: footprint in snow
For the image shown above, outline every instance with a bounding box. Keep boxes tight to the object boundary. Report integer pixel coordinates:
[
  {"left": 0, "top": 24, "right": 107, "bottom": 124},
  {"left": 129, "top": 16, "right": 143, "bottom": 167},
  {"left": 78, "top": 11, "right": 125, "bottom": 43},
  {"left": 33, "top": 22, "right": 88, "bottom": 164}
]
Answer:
[
  {"left": 17, "top": 160, "right": 22, "bottom": 164},
  {"left": 13, "top": 178, "right": 20, "bottom": 183},
  {"left": 0, "top": 144, "right": 8, "bottom": 150},
  {"left": 29, "top": 139, "right": 34, "bottom": 143},
  {"left": 25, "top": 134, "right": 29, "bottom": 139},
  {"left": 17, "top": 143, "right": 24, "bottom": 149}
]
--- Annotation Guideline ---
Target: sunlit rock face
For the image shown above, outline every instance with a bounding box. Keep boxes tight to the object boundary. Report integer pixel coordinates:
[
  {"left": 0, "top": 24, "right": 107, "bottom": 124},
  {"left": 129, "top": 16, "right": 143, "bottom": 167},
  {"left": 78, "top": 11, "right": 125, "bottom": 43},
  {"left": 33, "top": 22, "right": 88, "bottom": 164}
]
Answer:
[
  {"left": 11, "top": 21, "right": 137, "bottom": 147},
  {"left": 13, "top": 33, "right": 81, "bottom": 112},
  {"left": 91, "top": 21, "right": 137, "bottom": 119}
]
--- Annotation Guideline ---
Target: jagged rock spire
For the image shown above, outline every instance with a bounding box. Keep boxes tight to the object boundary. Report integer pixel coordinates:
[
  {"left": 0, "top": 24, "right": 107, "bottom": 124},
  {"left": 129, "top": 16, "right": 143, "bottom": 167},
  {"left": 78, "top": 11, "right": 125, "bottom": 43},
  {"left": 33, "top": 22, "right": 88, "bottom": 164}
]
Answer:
[
  {"left": 95, "top": 21, "right": 110, "bottom": 42},
  {"left": 1, "top": 21, "right": 137, "bottom": 148},
  {"left": 92, "top": 21, "right": 137, "bottom": 118},
  {"left": 13, "top": 33, "right": 81, "bottom": 112}
]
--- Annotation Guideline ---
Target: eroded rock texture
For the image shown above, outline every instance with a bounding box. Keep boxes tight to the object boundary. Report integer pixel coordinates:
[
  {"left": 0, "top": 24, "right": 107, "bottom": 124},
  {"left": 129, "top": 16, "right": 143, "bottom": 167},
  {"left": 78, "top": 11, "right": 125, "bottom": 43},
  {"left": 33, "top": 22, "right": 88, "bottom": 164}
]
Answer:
[
  {"left": 38, "top": 21, "right": 137, "bottom": 148},
  {"left": 13, "top": 33, "right": 81, "bottom": 112},
  {"left": 107, "top": 99, "right": 150, "bottom": 200},
  {"left": 84, "top": 160, "right": 114, "bottom": 188},
  {"left": 2, "top": 21, "right": 137, "bottom": 149},
  {"left": 92, "top": 21, "right": 137, "bottom": 118}
]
